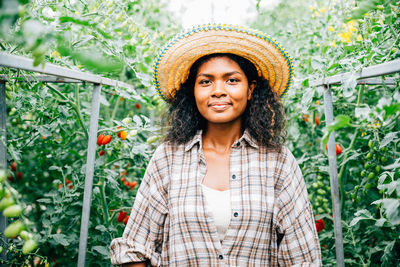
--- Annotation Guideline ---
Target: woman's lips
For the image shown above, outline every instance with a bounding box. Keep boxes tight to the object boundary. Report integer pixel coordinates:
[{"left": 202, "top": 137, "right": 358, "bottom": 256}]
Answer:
[{"left": 209, "top": 102, "right": 232, "bottom": 111}]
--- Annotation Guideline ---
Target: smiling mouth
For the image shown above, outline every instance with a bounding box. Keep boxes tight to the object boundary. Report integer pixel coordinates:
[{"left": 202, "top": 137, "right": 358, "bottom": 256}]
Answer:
[{"left": 209, "top": 103, "right": 232, "bottom": 111}]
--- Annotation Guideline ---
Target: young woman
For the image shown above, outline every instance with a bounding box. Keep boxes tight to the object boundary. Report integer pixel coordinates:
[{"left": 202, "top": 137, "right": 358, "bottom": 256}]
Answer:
[{"left": 110, "top": 24, "right": 322, "bottom": 266}]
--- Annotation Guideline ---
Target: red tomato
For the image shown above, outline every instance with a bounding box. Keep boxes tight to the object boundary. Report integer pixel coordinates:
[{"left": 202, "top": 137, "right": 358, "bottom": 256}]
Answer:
[
  {"left": 10, "top": 161, "right": 17, "bottom": 172},
  {"left": 335, "top": 144, "right": 343, "bottom": 155},
  {"left": 117, "top": 211, "right": 127, "bottom": 222},
  {"left": 66, "top": 179, "right": 72, "bottom": 185},
  {"left": 123, "top": 215, "right": 130, "bottom": 225},
  {"left": 98, "top": 150, "right": 105, "bottom": 156},
  {"left": 315, "top": 114, "right": 320, "bottom": 126},
  {"left": 101, "top": 135, "right": 112, "bottom": 145},
  {"left": 97, "top": 134, "right": 105, "bottom": 146},
  {"left": 129, "top": 181, "right": 137, "bottom": 189},
  {"left": 16, "top": 172, "right": 22, "bottom": 180},
  {"left": 315, "top": 219, "right": 325, "bottom": 232},
  {"left": 135, "top": 103, "right": 141, "bottom": 109},
  {"left": 325, "top": 144, "right": 343, "bottom": 155}
]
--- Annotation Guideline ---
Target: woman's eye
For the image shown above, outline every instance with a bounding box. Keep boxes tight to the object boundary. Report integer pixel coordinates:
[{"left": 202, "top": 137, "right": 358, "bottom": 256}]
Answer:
[
  {"left": 227, "top": 78, "right": 238, "bottom": 83},
  {"left": 199, "top": 80, "right": 211, "bottom": 85}
]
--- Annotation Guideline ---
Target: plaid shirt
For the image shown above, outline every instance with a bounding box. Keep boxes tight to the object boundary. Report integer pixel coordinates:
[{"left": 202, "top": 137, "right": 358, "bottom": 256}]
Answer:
[{"left": 110, "top": 129, "right": 322, "bottom": 266}]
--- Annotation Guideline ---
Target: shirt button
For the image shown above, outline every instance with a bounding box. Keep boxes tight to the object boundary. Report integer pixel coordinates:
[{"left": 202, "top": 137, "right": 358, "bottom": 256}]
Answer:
[
  {"left": 232, "top": 174, "right": 236, "bottom": 179},
  {"left": 234, "top": 212, "right": 239, "bottom": 217},
  {"left": 219, "top": 255, "right": 224, "bottom": 260}
]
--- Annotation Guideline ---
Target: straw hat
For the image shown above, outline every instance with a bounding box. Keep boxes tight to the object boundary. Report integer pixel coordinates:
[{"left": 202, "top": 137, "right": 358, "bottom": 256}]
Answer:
[{"left": 153, "top": 24, "right": 293, "bottom": 102}]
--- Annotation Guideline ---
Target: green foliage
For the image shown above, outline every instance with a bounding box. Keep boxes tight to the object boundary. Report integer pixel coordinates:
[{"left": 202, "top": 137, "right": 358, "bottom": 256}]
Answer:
[
  {"left": 252, "top": 0, "right": 400, "bottom": 265},
  {"left": 1, "top": 0, "right": 179, "bottom": 266}
]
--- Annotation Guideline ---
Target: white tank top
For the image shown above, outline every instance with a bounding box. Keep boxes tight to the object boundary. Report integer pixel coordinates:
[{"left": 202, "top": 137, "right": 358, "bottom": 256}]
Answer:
[{"left": 201, "top": 184, "right": 231, "bottom": 242}]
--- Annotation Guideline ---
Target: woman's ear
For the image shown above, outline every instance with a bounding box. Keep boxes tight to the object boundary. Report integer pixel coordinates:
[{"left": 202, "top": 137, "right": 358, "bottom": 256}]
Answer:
[{"left": 247, "top": 80, "right": 257, "bottom": 100}]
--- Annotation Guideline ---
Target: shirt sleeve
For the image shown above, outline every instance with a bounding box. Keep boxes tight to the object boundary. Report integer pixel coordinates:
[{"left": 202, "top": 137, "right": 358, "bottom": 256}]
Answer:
[
  {"left": 110, "top": 144, "right": 169, "bottom": 266},
  {"left": 276, "top": 148, "right": 322, "bottom": 267}
]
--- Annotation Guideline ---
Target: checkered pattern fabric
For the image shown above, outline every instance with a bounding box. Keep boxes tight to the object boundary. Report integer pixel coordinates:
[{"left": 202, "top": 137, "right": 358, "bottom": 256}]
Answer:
[{"left": 110, "top": 130, "right": 322, "bottom": 266}]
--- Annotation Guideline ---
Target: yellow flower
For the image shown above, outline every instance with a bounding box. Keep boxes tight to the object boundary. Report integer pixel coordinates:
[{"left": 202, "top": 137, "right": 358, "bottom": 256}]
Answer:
[
  {"left": 117, "top": 31, "right": 122, "bottom": 35},
  {"left": 364, "top": 12, "right": 370, "bottom": 17},
  {"left": 51, "top": 50, "right": 61, "bottom": 59},
  {"left": 314, "top": 11, "right": 321, "bottom": 17},
  {"left": 379, "top": 19, "right": 384, "bottom": 25},
  {"left": 319, "top": 7, "right": 326, "bottom": 13},
  {"left": 373, "top": 121, "right": 380, "bottom": 130},
  {"left": 330, "top": 40, "right": 337, "bottom": 47},
  {"left": 361, "top": 132, "right": 367, "bottom": 137},
  {"left": 357, "top": 34, "right": 363, "bottom": 41},
  {"left": 75, "top": 11, "right": 80, "bottom": 15},
  {"left": 338, "top": 31, "right": 352, "bottom": 43},
  {"left": 316, "top": 43, "right": 320, "bottom": 47},
  {"left": 309, "top": 5, "right": 314, "bottom": 11},
  {"left": 77, "top": 64, "right": 83, "bottom": 68},
  {"left": 328, "top": 26, "right": 335, "bottom": 32}
]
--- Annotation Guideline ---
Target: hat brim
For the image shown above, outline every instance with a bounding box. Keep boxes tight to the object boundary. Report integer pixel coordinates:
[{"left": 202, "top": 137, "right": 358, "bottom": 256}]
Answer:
[{"left": 153, "top": 24, "right": 293, "bottom": 101}]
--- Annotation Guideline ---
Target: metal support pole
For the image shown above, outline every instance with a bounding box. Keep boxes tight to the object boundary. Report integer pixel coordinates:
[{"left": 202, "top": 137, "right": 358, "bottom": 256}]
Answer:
[
  {"left": 0, "top": 81, "right": 7, "bottom": 262},
  {"left": 78, "top": 84, "right": 101, "bottom": 267},
  {"left": 323, "top": 85, "right": 344, "bottom": 267}
]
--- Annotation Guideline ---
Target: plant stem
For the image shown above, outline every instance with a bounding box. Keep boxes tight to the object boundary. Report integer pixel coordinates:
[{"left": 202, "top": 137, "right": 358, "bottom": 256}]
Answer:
[
  {"left": 338, "top": 85, "right": 365, "bottom": 210},
  {"left": 110, "top": 95, "right": 121, "bottom": 125},
  {"left": 98, "top": 177, "right": 109, "bottom": 227},
  {"left": 46, "top": 84, "right": 88, "bottom": 139}
]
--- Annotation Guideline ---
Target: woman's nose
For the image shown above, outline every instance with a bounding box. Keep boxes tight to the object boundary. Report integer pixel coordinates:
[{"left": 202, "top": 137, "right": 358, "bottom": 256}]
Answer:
[{"left": 211, "top": 80, "right": 227, "bottom": 97}]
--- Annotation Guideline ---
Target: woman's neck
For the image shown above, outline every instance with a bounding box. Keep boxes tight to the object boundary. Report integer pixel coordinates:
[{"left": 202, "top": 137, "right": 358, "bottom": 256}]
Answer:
[{"left": 202, "top": 119, "right": 243, "bottom": 153}]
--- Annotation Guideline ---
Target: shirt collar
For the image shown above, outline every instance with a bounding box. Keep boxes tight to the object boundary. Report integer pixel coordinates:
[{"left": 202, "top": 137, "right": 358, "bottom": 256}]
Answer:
[{"left": 184, "top": 128, "right": 259, "bottom": 152}]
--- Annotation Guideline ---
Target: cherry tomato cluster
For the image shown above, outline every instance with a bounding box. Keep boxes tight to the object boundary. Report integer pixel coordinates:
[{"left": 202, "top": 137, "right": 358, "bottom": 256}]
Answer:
[
  {"left": 117, "top": 211, "right": 130, "bottom": 225},
  {"left": 352, "top": 140, "right": 390, "bottom": 202},
  {"left": 0, "top": 168, "right": 37, "bottom": 254},
  {"left": 7, "top": 161, "right": 23, "bottom": 182},
  {"left": 120, "top": 169, "right": 138, "bottom": 191},
  {"left": 58, "top": 179, "right": 73, "bottom": 190},
  {"left": 309, "top": 174, "right": 331, "bottom": 215}
]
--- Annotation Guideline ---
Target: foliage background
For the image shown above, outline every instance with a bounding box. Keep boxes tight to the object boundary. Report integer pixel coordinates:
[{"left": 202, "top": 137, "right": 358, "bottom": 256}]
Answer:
[{"left": 0, "top": 0, "right": 399, "bottom": 266}]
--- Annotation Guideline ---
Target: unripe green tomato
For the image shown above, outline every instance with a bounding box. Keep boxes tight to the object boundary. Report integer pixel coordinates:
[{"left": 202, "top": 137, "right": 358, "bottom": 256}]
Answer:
[
  {"left": 323, "top": 198, "right": 329, "bottom": 203},
  {"left": 364, "top": 162, "right": 370, "bottom": 169},
  {"left": 368, "top": 140, "right": 375, "bottom": 149},
  {"left": 19, "top": 230, "right": 32, "bottom": 241},
  {"left": 380, "top": 146, "right": 388, "bottom": 152},
  {"left": 375, "top": 166, "right": 381, "bottom": 172},
  {"left": 0, "top": 184, "right": 4, "bottom": 199},
  {"left": 146, "top": 136, "right": 159, "bottom": 144},
  {"left": 128, "top": 129, "right": 138, "bottom": 137},
  {"left": 317, "top": 207, "right": 324, "bottom": 214},
  {"left": 368, "top": 172, "right": 375, "bottom": 179},
  {"left": 376, "top": 5, "right": 384, "bottom": 10},
  {"left": 308, "top": 194, "right": 313, "bottom": 201},
  {"left": 366, "top": 152, "right": 373, "bottom": 160},
  {"left": 0, "top": 197, "right": 15, "bottom": 211},
  {"left": 356, "top": 196, "right": 361, "bottom": 203},
  {"left": 380, "top": 157, "right": 387, "bottom": 163},
  {"left": 365, "top": 183, "right": 372, "bottom": 190},
  {"left": 354, "top": 185, "right": 359, "bottom": 190},
  {"left": 323, "top": 203, "right": 329, "bottom": 209},
  {"left": 317, "top": 175, "right": 323, "bottom": 181},
  {"left": 378, "top": 189, "right": 384, "bottom": 194},
  {"left": 122, "top": 117, "right": 132, "bottom": 124},
  {"left": 350, "top": 192, "right": 355, "bottom": 199},
  {"left": 360, "top": 170, "right": 366, "bottom": 177},
  {"left": 22, "top": 239, "right": 37, "bottom": 254},
  {"left": 3, "top": 204, "right": 22, "bottom": 217},
  {"left": 317, "top": 181, "right": 324, "bottom": 187},
  {"left": 0, "top": 169, "right": 6, "bottom": 183},
  {"left": 4, "top": 220, "right": 24, "bottom": 238},
  {"left": 312, "top": 182, "right": 318, "bottom": 189},
  {"left": 317, "top": 189, "right": 327, "bottom": 195}
]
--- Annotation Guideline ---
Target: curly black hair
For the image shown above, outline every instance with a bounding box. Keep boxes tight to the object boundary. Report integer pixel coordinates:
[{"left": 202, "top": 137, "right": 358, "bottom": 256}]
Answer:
[{"left": 161, "top": 53, "right": 287, "bottom": 151}]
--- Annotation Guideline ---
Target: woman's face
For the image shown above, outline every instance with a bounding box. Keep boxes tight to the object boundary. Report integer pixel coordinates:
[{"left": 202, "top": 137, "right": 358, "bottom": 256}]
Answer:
[{"left": 194, "top": 56, "right": 256, "bottom": 125}]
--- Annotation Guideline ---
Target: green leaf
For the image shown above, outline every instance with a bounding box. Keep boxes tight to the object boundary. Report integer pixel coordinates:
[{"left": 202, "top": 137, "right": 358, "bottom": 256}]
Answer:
[
  {"left": 379, "top": 131, "right": 399, "bottom": 149},
  {"left": 52, "top": 234, "right": 70, "bottom": 246},
  {"left": 92, "top": 246, "right": 110, "bottom": 257},
  {"left": 327, "top": 115, "right": 352, "bottom": 131}
]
